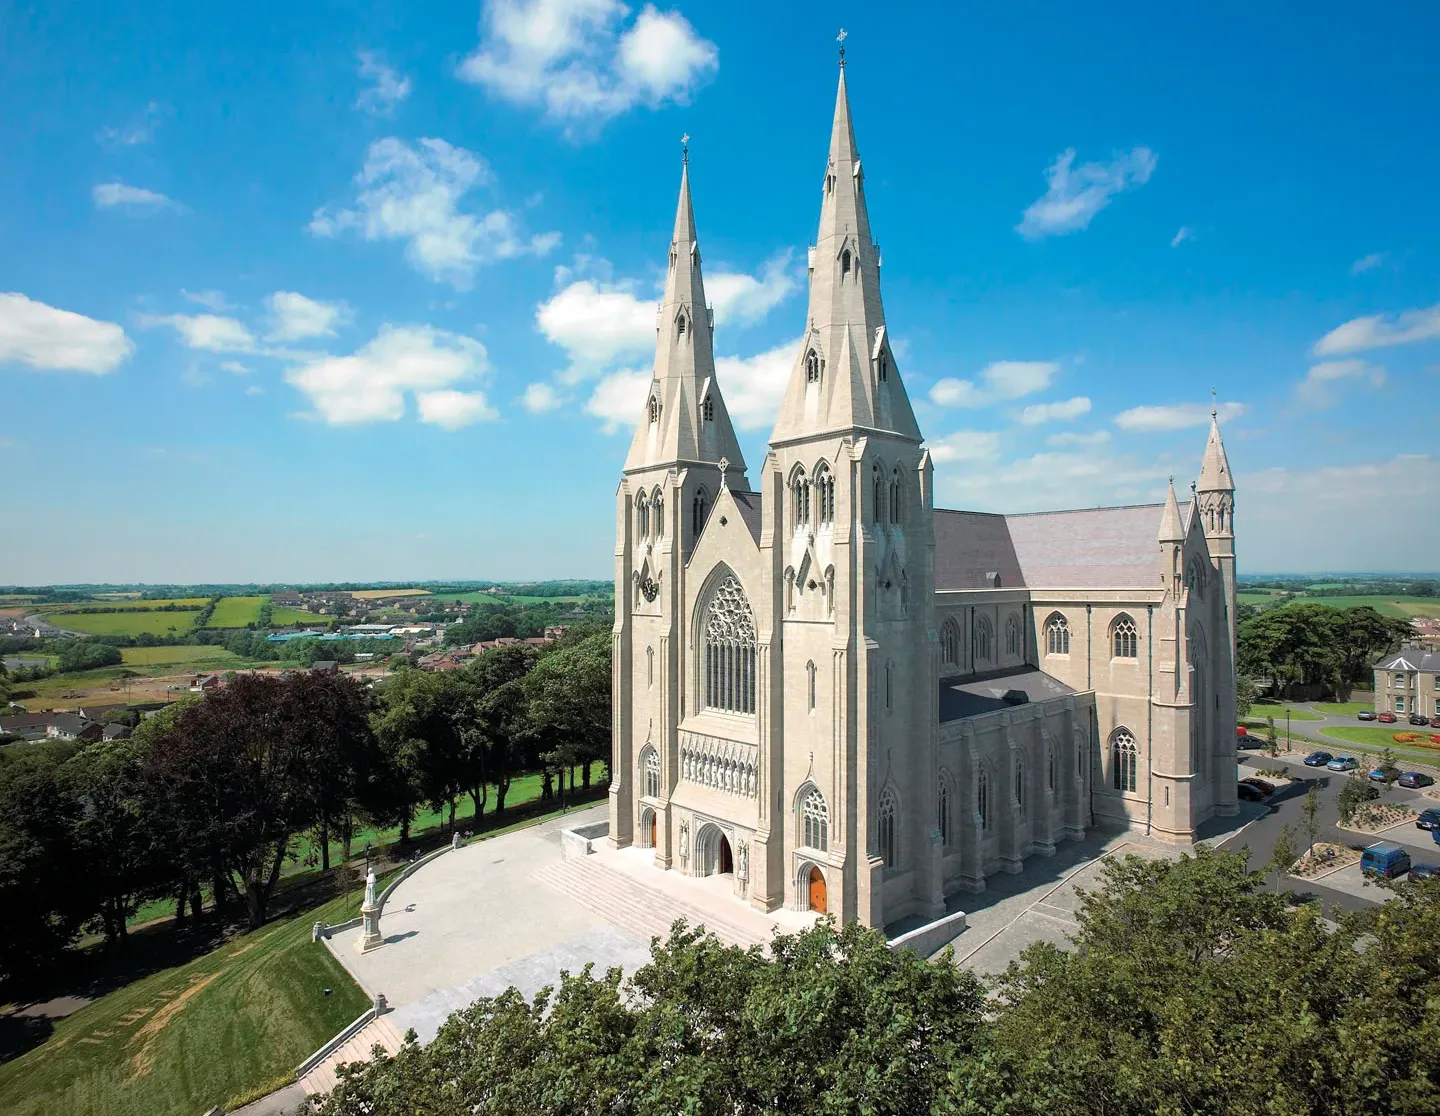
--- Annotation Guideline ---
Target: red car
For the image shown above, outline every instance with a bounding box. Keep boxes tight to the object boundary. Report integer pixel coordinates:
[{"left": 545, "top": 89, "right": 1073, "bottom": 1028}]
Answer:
[{"left": 1379, "top": 712, "right": 1398, "bottom": 724}]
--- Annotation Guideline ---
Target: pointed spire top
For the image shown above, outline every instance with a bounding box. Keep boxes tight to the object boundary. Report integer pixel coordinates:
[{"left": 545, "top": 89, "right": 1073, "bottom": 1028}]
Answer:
[
  {"left": 1198, "top": 406, "right": 1234, "bottom": 493},
  {"left": 1158, "top": 476, "right": 1185, "bottom": 543},
  {"left": 671, "top": 156, "right": 695, "bottom": 247}
]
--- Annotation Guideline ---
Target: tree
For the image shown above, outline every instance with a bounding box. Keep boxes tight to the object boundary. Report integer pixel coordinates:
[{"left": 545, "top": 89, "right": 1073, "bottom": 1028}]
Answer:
[
  {"left": 1235, "top": 675, "right": 1258, "bottom": 720},
  {"left": 372, "top": 668, "right": 474, "bottom": 838},
  {"left": 525, "top": 633, "right": 611, "bottom": 791},
  {"left": 55, "top": 640, "right": 123, "bottom": 673},
  {"left": 1266, "top": 714, "right": 1278, "bottom": 757},
  {"left": 1302, "top": 782, "right": 1321, "bottom": 857},
  {"left": 1268, "top": 823, "right": 1298, "bottom": 890},
  {"left": 1378, "top": 746, "right": 1400, "bottom": 792},
  {"left": 1337, "top": 776, "right": 1370, "bottom": 826},
  {"left": 460, "top": 645, "right": 541, "bottom": 819}
]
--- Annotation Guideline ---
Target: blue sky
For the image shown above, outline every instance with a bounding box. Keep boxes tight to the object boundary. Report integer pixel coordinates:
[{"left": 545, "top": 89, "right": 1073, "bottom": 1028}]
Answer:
[{"left": 3, "top": 1, "right": 1438, "bottom": 583}]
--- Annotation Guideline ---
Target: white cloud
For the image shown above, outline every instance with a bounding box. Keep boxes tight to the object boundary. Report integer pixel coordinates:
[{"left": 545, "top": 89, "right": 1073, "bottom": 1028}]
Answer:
[
  {"left": 356, "top": 51, "right": 412, "bottom": 116},
  {"left": 1019, "top": 396, "right": 1091, "bottom": 425},
  {"left": 938, "top": 446, "right": 1168, "bottom": 513},
  {"left": 715, "top": 340, "right": 798, "bottom": 430},
  {"left": 930, "top": 360, "right": 1059, "bottom": 408},
  {"left": 141, "top": 313, "right": 257, "bottom": 353},
  {"left": 706, "top": 253, "right": 798, "bottom": 327},
  {"left": 458, "top": 0, "right": 717, "bottom": 128},
  {"left": 415, "top": 389, "right": 498, "bottom": 428},
  {"left": 1114, "top": 401, "right": 1246, "bottom": 432},
  {"left": 1170, "top": 226, "right": 1193, "bottom": 248},
  {"left": 221, "top": 360, "right": 250, "bottom": 375},
  {"left": 180, "top": 289, "right": 231, "bottom": 311},
  {"left": 586, "top": 368, "right": 652, "bottom": 433},
  {"left": 97, "top": 102, "right": 166, "bottom": 147},
  {"left": 285, "top": 325, "right": 491, "bottom": 425},
  {"left": 1046, "top": 429, "right": 1111, "bottom": 448},
  {"left": 265, "top": 291, "right": 349, "bottom": 341},
  {"left": 521, "top": 382, "right": 564, "bottom": 412},
  {"left": 1294, "top": 359, "right": 1386, "bottom": 408},
  {"left": 1312, "top": 302, "right": 1440, "bottom": 357},
  {"left": 536, "top": 279, "right": 655, "bottom": 378},
  {"left": 1017, "top": 147, "right": 1156, "bottom": 239},
  {"left": 929, "top": 430, "right": 1002, "bottom": 466},
  {"left": 0, "top": 293, "right": 134, "bottom": 374},
  {"left": 1350, "top": 251, "right": 1386, "bottom": 275},
  {"left": 310, "top": 137, "right": 559, "bottom": 287},
  {"left": 93, "top": 182, "right": 176, "bottom": 213}
]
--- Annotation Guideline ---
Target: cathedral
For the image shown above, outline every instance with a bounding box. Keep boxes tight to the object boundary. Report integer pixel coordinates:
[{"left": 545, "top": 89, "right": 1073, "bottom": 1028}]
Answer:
[{"left": 608, "top": 62, "right": 1238, "bottom": 930}]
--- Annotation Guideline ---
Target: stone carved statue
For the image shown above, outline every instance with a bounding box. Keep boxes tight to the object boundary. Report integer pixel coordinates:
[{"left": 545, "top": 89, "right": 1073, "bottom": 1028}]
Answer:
[
  {"left": 737, "top": 841, "right": 749, "bottom": 881},
  {"left": 363, "top": 868, "right": 378, "bottom": 910},
  {"left": 678, "top": 820, "right": 689, "bottom": 860}
]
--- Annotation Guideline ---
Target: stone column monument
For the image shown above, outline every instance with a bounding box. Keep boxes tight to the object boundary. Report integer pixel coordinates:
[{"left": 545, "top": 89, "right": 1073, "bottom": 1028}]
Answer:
[{"left": 357, "top": 868, "right": 383, "bottom": 953}]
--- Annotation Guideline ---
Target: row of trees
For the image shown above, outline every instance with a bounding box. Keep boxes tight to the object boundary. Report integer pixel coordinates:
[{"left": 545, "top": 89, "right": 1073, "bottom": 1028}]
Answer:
[
  {"left": 311, "top": 847, "right": 1440, "bottom": 1116},
  {"left": 1237, "top": 603, "right": 1412, "bottom": 698},
  {"left": 0, "top": 632, "right": 611, "bottom": 988}
]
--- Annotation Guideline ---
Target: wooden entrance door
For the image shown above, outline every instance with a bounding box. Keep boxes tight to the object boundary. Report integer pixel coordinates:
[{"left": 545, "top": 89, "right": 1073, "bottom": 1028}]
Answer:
[
  {"left": 648, "top": 812, "right": 656, "bottom": 849},
  {"left": 808, "top": 866, "right": 827, "bottom": 914},
  {"left": 719, "top": 836, "right": 733, "bottom": 875}
]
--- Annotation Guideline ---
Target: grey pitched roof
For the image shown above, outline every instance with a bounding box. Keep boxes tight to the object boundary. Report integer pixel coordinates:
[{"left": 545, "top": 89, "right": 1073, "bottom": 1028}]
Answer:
[
  {"left": 48, "top": 713, "right": 97, "bottom": 735},
  {"left": 935, "top": 503, "right": 1167, "bottom": 591},
  {"left": 939, "top": 665, "right": 1077, "bottom": 723},
  {"left": 729, "top": 490, "right": 763, "bottom": 545},
  {"left": 1376, "top": 650, "right": 1440, "bottom": 673}
]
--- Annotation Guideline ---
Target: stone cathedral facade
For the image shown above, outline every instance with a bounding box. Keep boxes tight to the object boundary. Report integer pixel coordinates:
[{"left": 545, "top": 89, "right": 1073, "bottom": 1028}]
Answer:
[{"left": 608, "top": 64, "right": 1238, "bottom": 931}]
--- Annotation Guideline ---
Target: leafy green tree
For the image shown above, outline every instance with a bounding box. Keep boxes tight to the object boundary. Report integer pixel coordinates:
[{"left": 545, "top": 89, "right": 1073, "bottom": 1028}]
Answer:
[
  {"left": 1235, "top": 675, "right": 1258, "bottom": 720},
  {"left": 1268, "top": 823, "right": 1298, "bottom": 889},
  {"left": 525, "top": 633, "right": 611, "bottom": 790},
  {"left": 456, "top": 645, "right": 540, "bottom": 821},
  {"left": 1302, "top": 782, "right": 1321, "bottom": 857},
  {"left": 373, "top": 668, "right": 475, "bottom": 837},
  {"left": 1266, "top": 714, "right": 1278, "bottom": 756}
]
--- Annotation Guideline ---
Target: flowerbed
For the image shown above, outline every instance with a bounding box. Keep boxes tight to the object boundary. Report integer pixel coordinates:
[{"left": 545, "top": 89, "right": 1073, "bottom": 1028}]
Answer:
[
  {"left": 1290, "top": 842, "right": 1360, "bottom": 879},
  {"left": 1391, "top": 732, "right": 1440, "bottom": 746},
  {"left": 1338, "top": 801, "right": 1417, "bottom": 834}
]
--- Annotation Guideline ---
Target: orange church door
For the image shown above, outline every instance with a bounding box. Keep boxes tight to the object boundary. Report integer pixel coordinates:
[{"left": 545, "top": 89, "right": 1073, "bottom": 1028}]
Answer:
[
  {"left": 649, "top": 813, "right": 656, "bottom": 849},
  {"left": 808, "top": 866, "right": 827, "bottom": 914}
]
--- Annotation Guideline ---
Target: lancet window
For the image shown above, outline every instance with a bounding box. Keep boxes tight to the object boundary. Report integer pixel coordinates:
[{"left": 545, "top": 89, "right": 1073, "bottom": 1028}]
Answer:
[
  {"left": 878, "top": 789, "right": 897, "bottom": 867},
  {"left": 941, "top": 618, "right": 961, "bottom": 668},
  {"left": 1111, "top": 729, "right": 1138, "bottom": 792}
]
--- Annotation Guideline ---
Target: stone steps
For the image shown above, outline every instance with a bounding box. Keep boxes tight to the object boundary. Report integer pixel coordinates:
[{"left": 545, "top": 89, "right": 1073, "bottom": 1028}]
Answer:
[
  {"left": 297, "top": 1015, "right": 404, "bottom": 1098},
  {"left": 533, "top": 858, "right": 771, "bottom": 949}
]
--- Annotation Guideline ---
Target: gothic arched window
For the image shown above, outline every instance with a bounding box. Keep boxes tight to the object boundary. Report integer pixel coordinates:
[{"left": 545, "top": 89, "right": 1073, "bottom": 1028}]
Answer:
[
  {"left": 677, "top": 314, "right": 687, "bottom": 336},
  {"left": 1045, "top": 612, "right": 1070, "bottom": 656},
  {"left": 1112, "top": 614, "right": 1139, "bottom": 660},
  {"left": 937, "top": 771, "right": 953, "bottom": 848},
  {"left": 801, "top": 786, "right": 829, "bottom": 851},
  {"left": 978, "top": 764, "right": 992, "bottom": 831},
  {"left": 1014, "top": 754, "right": 1025, "bottom": 814},
  {"left": 974, "top": 615, "right": 993, "bottom": 663},
  {"left": 1005, "top": 614, "right": 1021, "bottom": 657},
  {"left": 641, "top": 747, "right": 660, "bottom": 799},
  {"left": 872, "top": 464, "right": 884, "bottom": 525},
  {"left": 1111, "top": 729, "right": 1138, "bottom": 792},
  {"left": 645, "top": 645, "right": 654, "bottom": 687},
  {"left": 648, "top": 395, "right": 661, "bottom": 424},
  {"left": 841, "top": 248, "right": 852, "bottom": 277},
  {"left": 941, "top": 617, "right": 960, "bottom": 668},
  {"left": 805, "top": 349, "right": 821, "bottom": 384},
  {"left": 636, "top": 493, "right": 649, "bottom": 539},
  {"left": 692, "top": 488, "right": 708, "bottom": 537},
  {"left": 877, "top": 350, "right": 888, "bottom": 382},
  {"left": 701, "top": 574, "right": 756, "bottom": 715},
  {"left": 878, "top": 788, "right": 897, "bottom": 867},
  {"left": 791, "top": 468, "right": 811, "bottom": 530},
  {"left": 652, "top": 490, "right": 664, "bottom": 536},
  {"left": 814, "top": 464, "right": 834, "bottom": 526},
  {"left": 889, "top": 470, "right": 902, "bottom": 526},
  {"left": 701, "top": 394, "right": 714, "bottom": 422}
]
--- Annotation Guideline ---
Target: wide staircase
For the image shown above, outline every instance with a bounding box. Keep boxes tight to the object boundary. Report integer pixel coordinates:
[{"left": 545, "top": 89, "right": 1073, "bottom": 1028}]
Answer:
[
  {"left": 534, "top": 857, "right": 773, "bottom": 949},
  {"left": 297, "top": 1014, "right": 405, "bottom": 1097}
]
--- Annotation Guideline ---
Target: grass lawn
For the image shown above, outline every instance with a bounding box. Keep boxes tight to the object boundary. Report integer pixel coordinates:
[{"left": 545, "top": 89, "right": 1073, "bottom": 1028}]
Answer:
[
  {"left": 51, "top": 612, "right": 201, "bottom": 638},
  {"left": 1318, "top": 725, "right": 1440, "bottom": 751},
  {"left": 1249, "top": 701, "right": 1322, "bottom": 721},
  {"left": 0, "top": 893, "right": 370, "bottom": 1116},
  {"left": 1313, "top": 701, "right": 1375, "bottom": 716},
  {"left": 204, "top": 596, "right": 265, "bottom": 628},
  {"left": 119, "top": 646, "right": 241, "bottom": 668},
  {"left": 270, "top": 606, "right": 326, "bottom": 627},
  {"left": 1298, "top": 595, "right": 1440, "bottom": 619}
]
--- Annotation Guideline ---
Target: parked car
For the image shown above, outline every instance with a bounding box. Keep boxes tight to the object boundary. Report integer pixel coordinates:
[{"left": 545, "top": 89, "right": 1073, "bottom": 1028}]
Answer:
[
  {"left": 1415, "top": 807, "right": 1440, "bottom": 831},
  {"left": 1236, "top": 782, "right": 1267, "bottom": 802},
  {"left": 1361, "top": 842, "right": 1412, "bottom": 879},
  {"left": 1240, "top": 776, "right": 1277, "bottom": 795},
  {"left": 1303, "top": 751, "right": 1333, "bottom": 767},
  {"left": 1358, "top": 710, "right": 1378, "bottom": 721},
  {"left": 1407, "top": 864, "right": 1440, "bottom": 882},
  {"left": 1327, "top": 756, "right": 1360, "bottom": 771},
  {"left": 1399, "top": 772, "right": 1436, "bottom": 790},
  {"left": 1410, "top": 713, "right": 1431, "bottom": 726},
  {"left": 1369, "top": 766, "right": 1400, "bottom": 783},
  {"left": 1431, "top": 716, "right": 1440, "bottom": 729},
  {"left": 1378, "top": 712, "right": 1398, "bottom": 724}
]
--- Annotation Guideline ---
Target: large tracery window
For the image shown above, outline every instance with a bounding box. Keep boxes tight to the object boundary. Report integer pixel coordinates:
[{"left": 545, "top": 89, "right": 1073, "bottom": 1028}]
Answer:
[
  {"left": 1112, "top": 614, "right": 1139, "bottom": 659},
  {"left": 702, "top": 574, "right": 757, "bottom": 715},
  {"left": 642, "top": 748, "right": 661, "bottom": 799},
  {"left": 878, "top": 789, "right": 898, "bottom": 867},
  {"left": 1045, "top": 612, "right": 1070, "bottom": 655},
  {"left": 801, "top": 786, "right": 829, "bottom": 851},
  {"left": 1111, "top": 729, "right": 1138, "bottom": 792}
]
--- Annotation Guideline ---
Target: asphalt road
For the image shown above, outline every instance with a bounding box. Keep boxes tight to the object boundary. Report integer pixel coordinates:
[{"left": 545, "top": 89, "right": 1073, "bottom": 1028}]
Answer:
[
  {"left": 1213, "top": 745, "right": 1440, "bottom": 916},
  {"left": 1250, "top": 702, "right": 1440, "bottom": 767}
]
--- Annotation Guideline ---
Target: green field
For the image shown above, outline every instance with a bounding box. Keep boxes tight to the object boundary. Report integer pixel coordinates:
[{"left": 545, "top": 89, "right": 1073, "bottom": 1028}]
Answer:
[
  {"left": 270, "top": 606, "right": 324, "bottom": 627},
  {"left": 51, "top": 611, "right": 200, "bottom": 637},
  {"left": 1318, "top": 725, "right": 1440, "bottom": 751},
  {"left": 62, "top": 597, "right": 209, "bottom": 611},
  {"left": 1249, "top": 701, "right": 1322, "bottom": 722},
  {"left": 1299, "top": 595, "right": 1440, "bottom": 619},
  {"left": 1313, "top": 701, "right": 1375, "bottom": 717},
  {"left": 204, "top": 596, "right": 265, "bottom": 628},
  {"left": 429, "top": 591, "right": 605, "bottom": 605},
  {"left": 119, "top": 646, "right": 241, "bottom": 668}
]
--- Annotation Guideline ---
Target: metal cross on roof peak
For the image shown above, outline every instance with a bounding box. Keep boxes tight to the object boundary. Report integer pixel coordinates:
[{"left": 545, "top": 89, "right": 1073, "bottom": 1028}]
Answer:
[
  {"left": 681, "top": 133, "right": 689, "bottom": 164},
  {"left": 837, "top": 27, "right": 847, "bottom": 66}
]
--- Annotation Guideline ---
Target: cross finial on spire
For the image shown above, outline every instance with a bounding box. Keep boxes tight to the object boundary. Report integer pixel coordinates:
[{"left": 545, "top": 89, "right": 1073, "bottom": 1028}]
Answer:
[
  {"left": 681, "top": 132, "right": 689, "bottom": 165},
  {"left": 1210, "top": 386, "right": 1217, "bottom": 418},
  {"left": 837, "top": 27, "right": 847, "bottom": 66}
]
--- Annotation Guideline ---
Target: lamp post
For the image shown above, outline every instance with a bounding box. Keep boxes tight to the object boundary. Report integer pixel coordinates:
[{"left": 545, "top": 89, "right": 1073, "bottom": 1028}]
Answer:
[{"left": 1286, "top": 710, "right": 1291, "bottom": 753}]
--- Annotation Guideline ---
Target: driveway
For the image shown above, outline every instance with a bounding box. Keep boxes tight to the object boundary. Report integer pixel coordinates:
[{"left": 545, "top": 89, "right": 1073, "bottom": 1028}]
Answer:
[{"left": 1247, "top": 701, "right": 1440, "bottom": 769}]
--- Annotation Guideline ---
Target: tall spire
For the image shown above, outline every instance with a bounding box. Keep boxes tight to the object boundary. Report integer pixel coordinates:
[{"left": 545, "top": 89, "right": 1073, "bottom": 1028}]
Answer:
[
  {"left": 769, "top": 58, "right": 921, "bottom": 447},
  {"left": 1197, "top": 407, "right": 1233, "bottom": 493},
  {"left": 624, "top": 154, "right": 747, "bottom": 478}
]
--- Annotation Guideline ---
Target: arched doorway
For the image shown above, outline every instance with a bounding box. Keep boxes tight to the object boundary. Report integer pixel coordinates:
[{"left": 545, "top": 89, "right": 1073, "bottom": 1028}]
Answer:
[
  {"left": 807, "top": 865, "right": 827, "bottom": 914},
  {"left": 639, "top": 807, "right": 655, "bottom": 849},
  {"left": 649, "top": 812, "right": 657, "bottom": 850},
  {"left": 718, "top": 835, "right": 733, "bottom": 875}
]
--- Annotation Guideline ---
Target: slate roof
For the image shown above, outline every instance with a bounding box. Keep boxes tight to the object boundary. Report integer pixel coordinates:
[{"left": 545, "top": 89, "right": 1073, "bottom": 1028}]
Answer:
[
  {"left": 934, "top": 503, "right": 1169, "bottom": 591},
  {"left": 729, "top": 490, "right": 764, "bottom": 546},
  {"left": 939, "top": 665, "right": 1077, "bottom": 723},
  {"left": 1376, "top": 650, "right": 1440, "bottom": 673}
]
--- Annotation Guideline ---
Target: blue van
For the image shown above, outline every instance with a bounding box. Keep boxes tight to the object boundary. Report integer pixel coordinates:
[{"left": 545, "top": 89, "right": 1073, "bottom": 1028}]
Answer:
[{"left": 1361, "top": 843, "right": 1412, "bottom": 879}]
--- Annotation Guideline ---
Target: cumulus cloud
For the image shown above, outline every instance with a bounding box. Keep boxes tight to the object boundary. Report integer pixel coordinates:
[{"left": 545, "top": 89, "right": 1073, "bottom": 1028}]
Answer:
[
  {"left": 1312, "top": 302, "right": 1440, "bottom": 357},
  {"left": 1113, "top": 401, "right": 1246, "bottom": 432},
  {"left": 537, "top": 279, "right": 655, "bottom": 378},
  {"left": 285, "top": 325, "right": 493, "bottom": 426},
  {"left": 1017, "top": 147, "right": 1156, "bottom": 239},
  {"left": 929, "top": 430, "right": 1003, "bottom": 465},
  {"left": 93, "top": 182, "right": 177, "bottom": 213},
  {"left": 1046, "top": 429, "right": 1111, "bottom": 448},
  {"left": 706, "top": 252, "right": 798, "bottom": 327},
  {"left": 1019, "top": 396, "right": 1091, "bottom": 425},
  {"left": 0, "top": 293, "right": 135, "bottom": 374},
  {"left": 586, "top": 368, "right": 652, "bottom": 432},
  {"left": 310, "top": 137, "right": 560, "bottom": 287},
  {"left": 221, "top": 361, "right": 250, "bottom": 375},
  {"left": 1350, "top": 251, "right": 1386, "bottom": 275},
  {"left": 929, "top": 361, "right": 1059, "bottom": 408},
  {"left": 141, "top": 312, "right": 258, "bottom": 353},
  {"left": 265, "top": 291, "right": 350, "bottom": 341},
  {"left": 180, "top": 289, "right": 231, "bottom": 311},
  {"left": 521, "top": 381, "right": 564, "bottom": 412},
  {"left": 1170, "top": 226, "right": 1193, "bottom": 248},
  {"left": 356, "top": 51, "right": 412, "bottom": 116},
  {"left": 1294, "top": 359, "right": 1386, "bottom": 408},
  {"left": 937, "top": 445, "right": 1168, "bottom": 513},
  {"left": 715, "top": 340, "right": 798, "bottom": 430},
  {"left": 97, "top": 102, "right": 167, "bottom": 148},
  {"left": 458, "top": 0, "right": 718, "bottom": 128}
]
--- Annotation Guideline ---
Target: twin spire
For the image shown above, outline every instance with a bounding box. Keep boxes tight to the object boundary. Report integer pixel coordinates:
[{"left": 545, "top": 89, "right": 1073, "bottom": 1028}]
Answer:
[{"left": 629, "top": 53, "right": 920, "bottom": 474}]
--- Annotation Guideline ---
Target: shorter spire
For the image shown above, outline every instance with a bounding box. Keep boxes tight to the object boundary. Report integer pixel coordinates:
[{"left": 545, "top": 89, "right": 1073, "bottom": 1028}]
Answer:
[
  {"left": 1198, "top": 408, "right": 1234, "bottom": 493},
  {"left": 1158, "top": 477, "right": 1185, "bottom": 543}
]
